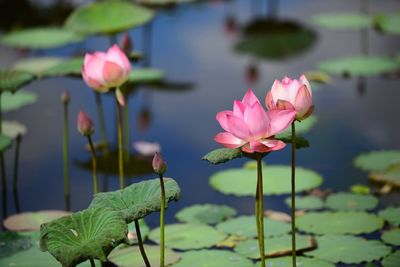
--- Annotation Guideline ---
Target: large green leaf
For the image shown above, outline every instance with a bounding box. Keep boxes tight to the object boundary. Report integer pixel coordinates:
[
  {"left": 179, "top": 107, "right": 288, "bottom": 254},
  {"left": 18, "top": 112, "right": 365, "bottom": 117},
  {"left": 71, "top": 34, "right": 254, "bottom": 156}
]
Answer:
[
  {"left": 1, "top": 90, "right": 38, "bottom": 112},
  {"left": 381, "top": 228, "right": 400, "bottom": 246},
  {"left": 1, "top": 27, "right": 82, "bottom": 49},
  {"left": 216, "top": 215, "right": 290, "bottom": 238},
  {"left": 382, "top": 251, "right": 400, "bottom": 267},
  {"left": 312, "top": 13, "right": 372, "bottom": 30},
  {"left": 175, "top": 204, "right": 237, "bottom": 224},
  {"left": 0, "top": 70, "right": 35, "bottom": 93},
  {"left": 325, "top": 192, "right": 379, "bottom": 211},
  {"left": 65, "top": 1, "right": 154, "bottom": 35},
  {"left": 209, "top": 165, "right": 323, "bottom": 196},
  {"left": 173, "top": 249, "right": 255, "bottom": 267},
  {"left": 234, "top": 234, "right": 315, "bottom": 259},
  {"left": 354, "top": 150, "right": 400, "bottom": 172},
  {"left": 0, "top": 134, "right": 12, "bottom": 152},
  {"left": 265, "top": 256, "right": 335, "bottom": 267},
  {"left": 305, "top": 235, "right": 391, "bottom": 264},
  {"left": 40, "top": 208, "right": 128, "bottom": 267},
  {"left": 375, "top": 13, "right": 400, "bottom": 35},
  {"left": 13, "top": 57, "right": 65, "bottom": 76},
  {"left": 89, "top": 178, "right": 180, "bottom": 222},
  {"left": 148, "top": 223, "right": 227, "bottom": 250},
  {"left": 202, "top": 148, "right": 243, "bottom": 165},
  {"left": 2, "top": 121, "right": 27, "bottom": 139},
  {"left": 318, "top": 56, "right": 399, "bottom": 77},
  {"left": 378, "top": 207, "right": 400, "bottom": 226},
  {"left": 296, "top": 211, "right": 384, "bottom": 235}
]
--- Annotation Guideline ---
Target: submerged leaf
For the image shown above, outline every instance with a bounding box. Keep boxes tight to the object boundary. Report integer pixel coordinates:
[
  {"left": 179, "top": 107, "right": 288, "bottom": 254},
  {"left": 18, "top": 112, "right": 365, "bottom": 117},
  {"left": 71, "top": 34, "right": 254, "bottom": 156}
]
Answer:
[{"left": 202, "top": 148, "right": 243, "bottom": 165}]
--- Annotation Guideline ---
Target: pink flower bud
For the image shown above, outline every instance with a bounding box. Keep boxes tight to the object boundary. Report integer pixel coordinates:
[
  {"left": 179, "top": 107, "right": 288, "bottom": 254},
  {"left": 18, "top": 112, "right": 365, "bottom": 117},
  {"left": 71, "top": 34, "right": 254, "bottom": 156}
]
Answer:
[
  {"left": 77, "top": 111, "right": 95, "bottom": 137},
  {"left": 61, "top": 90, "right": 70, "bottom": 105},
  {"left": 152, "top": 152, "right": 167, "bottom": 175},
  {"left": 120, "top": 33, "right": 133, "bottom": 55},
  {"left": 115, "top": 88, "right": 126, "bottom": 107}
]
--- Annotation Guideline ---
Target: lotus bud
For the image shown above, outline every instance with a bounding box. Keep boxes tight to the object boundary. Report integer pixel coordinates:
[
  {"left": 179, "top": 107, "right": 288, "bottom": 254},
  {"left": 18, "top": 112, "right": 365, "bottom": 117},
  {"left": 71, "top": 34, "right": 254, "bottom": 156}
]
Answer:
[
  {"left": 77, "top": 111, "right": 95, "bottom": 137},
  {"left": 152, "top": 152, "right": 167, "bottom": 175},
  {"left": 120, "top": 33, "right": 133, "bottom": 55},
  {"left": 61, "top": 90, "right": 70, "bottom": 105},
  {"left": 115, "top": 88, "right": 126, "bottom": 107}
]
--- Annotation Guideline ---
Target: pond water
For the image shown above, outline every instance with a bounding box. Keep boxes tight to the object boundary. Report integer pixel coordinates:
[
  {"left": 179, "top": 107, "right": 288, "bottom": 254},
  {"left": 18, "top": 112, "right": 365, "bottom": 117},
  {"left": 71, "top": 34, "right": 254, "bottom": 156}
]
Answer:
[{"left": 0, "top": 0, "right": 400, "bottom": 265}]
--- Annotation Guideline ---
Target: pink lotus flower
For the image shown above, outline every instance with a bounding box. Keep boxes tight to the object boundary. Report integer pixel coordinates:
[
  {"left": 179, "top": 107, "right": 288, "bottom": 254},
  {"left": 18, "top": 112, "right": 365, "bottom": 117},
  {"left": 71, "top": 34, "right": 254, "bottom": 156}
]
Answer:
[
  {"left": 214, "top": 89, "right": 296, "bottom": 153},
  {"left": 82, "top": 44, "right": 131, "bottom": 93},
  {"left": 265, "top": 75, "right": 313, "bottom": 121}
]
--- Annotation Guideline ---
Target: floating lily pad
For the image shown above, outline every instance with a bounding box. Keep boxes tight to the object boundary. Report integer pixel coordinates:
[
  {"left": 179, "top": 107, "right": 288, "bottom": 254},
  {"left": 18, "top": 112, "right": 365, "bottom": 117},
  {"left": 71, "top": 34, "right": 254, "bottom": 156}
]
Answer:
[
  {"left": 370, "top": 170, "right": 400, "bottom": 188},
  {"left": 127, "top": 219, "right": 150, "bottom": 244},
  {"left": 381, "top": 228, "right": 400, "bottom": 246},
  {"left": 379, "top": 207, "right": 400, "bottom": 226},
  {"left": 0, "top": 70, "right": 35, "bottom": 93},
  {"left": 109, "top": 245, "right": 180, "bottom": 267},
  {"left": 305, "top": 71, "right": 332, "bottom": 84},
  {"left": 148, "top": 223, "right": 227, "bottom": 250},
  {"left": 1, "top": 90, "right": 38, "bottom": 112},
  {"left": 350, "top": 184, "right": 371, "bottom": 194},
  {"left": 216, "top": 215, "right": 290, "bottom": 238},
  {"left": 318, "top": 56, "right": 399, "bottom": 77},
  {"left": 265, "top": 256, "right": 335, "bottom": 267},
  {"left": 235, "top": 234, "right": 315, "bottom": 259},
  {"left": 296, "top": 211, "right": 384, "bottom": 235},
  {"left": 175, "top": 204, "right": 237, "bottom": 224},
  {"left": 375, "top": 13, "right": 400, "bottom": 35},
  {"left": 0, "top": 134, "right": 12, "bottom": 152},
  {"left": 354, "top": 150, "right": 400, "bottom": 172},
  {"left": 285, "top": 195, "right": 324, "bottom": 210},
  {"left": 2, "top": 121, "right": 27, "bottom": 139},
  {"left": 382, "top": 251, "right": 400, "bottom": 267},
  {"left": 128, "top": 69, "right": 164, "bottom": 84},
  {"left": 209, "top": 165, "right": 323, "bottom": 196},
  {"left": 89, "top": 178, "right": 180, "bottom": 222},
  {"left": 312, "top": 13, "right": 372, "bottom": 30},
  {"left": 1, "top": 27, "right": 82, "bottom": 49},
  {"left": 65, "top": 1, "right": 154, "bottom": 35},
  {"left": 216, "top": 235, "right": 247, "bottom": 248},
  {"left": 13, "top": 57, "right": 65, "bottom": 76},
  {"left": 305, "top": 235, "right": 391, "bottom": 264},
  {"left": 3, "top": 210, "right": 70, "bottom": 232},
  {"left": 173, "top": 249, "right": 255, "bottom": 267},
  {"left": 325, "top": 192, "right": 379, "bottom": 211},
  {"left": 40, "top": 208, "right": 127, "bottom": 267},
  {"left": 41, "top": 58, "right": 83, "bottom": 78},
  {"left": 202, "top": 148, "right": 243, "bottom": 165}
]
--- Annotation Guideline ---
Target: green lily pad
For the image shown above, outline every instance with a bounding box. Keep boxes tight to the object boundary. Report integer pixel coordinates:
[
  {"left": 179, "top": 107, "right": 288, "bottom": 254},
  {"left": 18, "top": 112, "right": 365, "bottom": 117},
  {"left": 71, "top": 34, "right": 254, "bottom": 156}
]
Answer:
[
  {"left": 312, "top": 13, "right": 372, "bottom": 30},
  {"left": 0, "top": 70, "right": 35, "bottom": 93},
  {"left": 13, "top": 57, "right": 65, "bottom": 76},
  {"left": 40, "top": 208, "right": 127, "bottom": 267},
  {"left": 1, "top": 90, "right": 38, "bottom": 112},
  {"left": 65, "top": 1, "right": 154, "bottom": 35},
  {"left": 209, "top": 165, "right": 323, "bottom": 196},
  {"left": 0, "top": 134, "right": 12, "bottom": 152},
  {"left": 136, "top": 0, "right": 196, "bottom": 7},
  {"left": 296, "top": 211, "right": 384, "bottom": 235},
  {"left": 284, "top": 195, "right": 324, "bottom": 210},
  {"left": 370, "top": 170, "right": 400, "bottom": 188},
  {"left": 202, "top": 148, "right": 243, "bottom": 165},
  {"left": 1, "top": 27, "right": 82, "bottom": 49},
  {"left": 216, "top": 215, "right": 290, "bottom": 238},
  {"left": 175, "top": 204, "right": 237, "bottom": 224},
  {"left": 265, "top": 256, "right": 335, "bottom": 267},
  {"left": 354, "top": 150, "right": 400, "bottom": 172},
  {"left": 325, "top": 192, "right": 379, "bottom": 211},
  {"left": 2, "top": 121, "right": 27, "bottom": 139},
  {"left": 148, "top": 223, "right": 227, "bottom": 250},
  {"left": 379, "top": 207, "right": 400, "bottom": 226},
  {"left": 305, "top": 235, "right": 391, "bottom": 264},
  {"left": 41, "top": 58, "right": 83, "bottom": 78},
  {"left": 89, "top": 178, "right": 180, "bottom": 222},
  {"left": 382, "top": 251, "right": 400, "bottom": 267},
  {"left": 109, "top": 244, "right": 180, "bottom": 267},
  {"left": 127, "top": 219, "right": 150, "bottom": 245},
  {"left": 128, "top": 69, "right": 165, "bottom": 83},
  {"left": 350, "top": 184, "right": 371, "bottom": 194},
  {"left": 3, "top": 210, "right": 71, "bottom": 232},
  {"left": 381, "top": 228, "right": 400, "bottom": 246},
  {"left": 173, "top": 249, "right": 255, "bottom": 267},
  {"left": 318, "top": 56, "right": 399, "bottom": 77},
  {"left": 234, "top": 234, "right": 315, "bottom": 259},
  {"left": 375, "top": 13, "right": 400, "bottom": 35}
]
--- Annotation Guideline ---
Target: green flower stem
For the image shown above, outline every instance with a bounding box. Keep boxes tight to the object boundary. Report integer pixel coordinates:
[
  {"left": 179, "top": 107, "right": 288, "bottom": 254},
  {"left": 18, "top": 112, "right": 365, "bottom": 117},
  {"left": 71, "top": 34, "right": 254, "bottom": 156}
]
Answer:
[
  {"left": 159, "top": 174, "right": 166, "bottom": 267},
  {"left": 123, "top": 100, "right": 129, "bottom": 164},
  {"left": 89, "top": 258, "right": 96, "bottom": 267},
  {"left": 87, "top": 135, "right": 99, "bottom": 194},
  {"left": 255, "top": 169, "right": 262, "bottom": 258},
  {"left": 257, "top": 154, "right": 266, "bottom": 267},
  {"left": 63, "top": 99, "right": 70, "bottom": 211},
  {"left": 13, "top": 134, "right": 22, "bottom": 213},
  {"left": 115, "top": 95, "right": 124, "bottom": 190},
  {"left": 291, "top": 122, "right": 297, "bottom": 267},
  {"left": 0, "top": 91, "right": 7, "bottom": 220},
  {"left": 134, "top": 219, "right": 151, "bottom": 267}
]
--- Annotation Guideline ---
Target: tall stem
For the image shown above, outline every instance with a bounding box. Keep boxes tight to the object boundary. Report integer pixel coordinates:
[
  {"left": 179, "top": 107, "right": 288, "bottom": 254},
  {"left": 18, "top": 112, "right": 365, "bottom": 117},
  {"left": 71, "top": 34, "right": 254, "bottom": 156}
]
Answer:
[
  {"left": 116, "top": 96, "right": 124, "bottom": 189},
  {"left": 255, "top": 164, "right": 262, "bottom": 257},
  {"left": 257, "top": 155, "right": 266, "bottom": 267},
  {"left": 13, "top": 135, "right": 22, "bottom": 213},
  {"left": 123, "top": 100, "right": 129, "bottom": 164},
  {"left": 134, "top": 219, "right": 151, "bottom": 267},
  {"left": 94, "top": 92, "right": 109, "bottom": 154},
  {"left": 159, "top": 174, "right": 166, "bottom": 267},
  {"left": 63, "top": 101, "right": 70, "bottom": 211},
  {"left": 0, "top": 92, "right": 7, "bottom": 221},
  {"left": 291, "top": 122, "right": 297, "bottom": 267},
  {"left": 89, "top": 259, "right": 96, "bottom": 267},
  {"left": 87, "top": 136, "right": 99, "bottom": 194}
]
